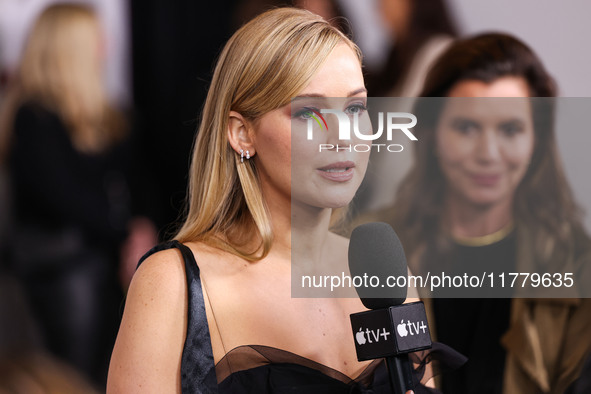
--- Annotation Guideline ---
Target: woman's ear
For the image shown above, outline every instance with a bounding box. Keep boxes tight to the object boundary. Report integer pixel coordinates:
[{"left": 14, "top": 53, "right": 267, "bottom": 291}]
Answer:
[{"left": 227, "top": 111, "right": 256, "bottom": 161}]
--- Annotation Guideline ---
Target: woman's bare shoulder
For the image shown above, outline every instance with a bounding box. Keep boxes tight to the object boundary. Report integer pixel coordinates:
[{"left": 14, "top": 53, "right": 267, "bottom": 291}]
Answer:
[
  {"left": 136, "top": 246, "right": 185, "bottom": 277},
  {"left": 107, "top": 248, "right": 187, "bottom": 393},
  {"left": 132, "top": 240, "right": 228, "bottom": 283},
  {"left": 183, "top": 240, "right": 249, "bottom": 277},
  {"left": 124, "top": 247, "right": 190, "bottom": 306}
]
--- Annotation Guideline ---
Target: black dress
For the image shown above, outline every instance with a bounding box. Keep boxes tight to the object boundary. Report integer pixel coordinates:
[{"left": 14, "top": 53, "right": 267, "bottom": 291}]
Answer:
[
  {"left": 138, "top": 241, "right": 466, "bottom": 393},
  {"left": 429, "top": 232, "right": 517, "bottom": 394}
]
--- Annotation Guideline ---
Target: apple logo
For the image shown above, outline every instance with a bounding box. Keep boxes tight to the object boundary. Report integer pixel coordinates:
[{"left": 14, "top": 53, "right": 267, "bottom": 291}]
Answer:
[
  {"left": 355, "top": 328, "right": 367, "bottom": 345},
  {"left": 397, "top": 320, "right": 408, "bottom": 337}
]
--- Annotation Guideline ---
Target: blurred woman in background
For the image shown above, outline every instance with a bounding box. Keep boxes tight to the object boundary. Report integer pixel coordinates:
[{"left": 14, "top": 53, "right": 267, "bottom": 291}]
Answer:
[
  {"left": 367, "top": 0, "right": 458, "bottom": 98},
  {"left": 360, "top": 0, "right": 459, "bottom": 214},
  {"left": 385, "top": 33, "right": 591, "bottom": 393},
  {"left": 0, "top": 3, "right": 155, "bottom": 387}
]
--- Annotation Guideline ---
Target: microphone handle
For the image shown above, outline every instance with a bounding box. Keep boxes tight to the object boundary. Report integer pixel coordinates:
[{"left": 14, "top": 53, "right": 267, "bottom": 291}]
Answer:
[{"left": 385, "top": 353, "right": 414, "bottom": 394}]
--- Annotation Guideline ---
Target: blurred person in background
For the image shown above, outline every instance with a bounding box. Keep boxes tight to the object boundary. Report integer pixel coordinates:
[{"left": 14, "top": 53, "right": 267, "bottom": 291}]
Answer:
[
  {"left": 0, "top": 3, "right": 156, "bottom": 387},
  {"left": 360, "top": 0, "right": 459, "bottom": 214},
  {"left": 0, "top": 273, "right": 99, "bottom": 393},
  {"left": 381, "top": 33, "right": 591, "bottom": 393},
  {"left": 0, "top": 353, "right": 99, "bottom": 394},
  {"left": 367, "top": 0, "right": 458, "bottom": 98}
]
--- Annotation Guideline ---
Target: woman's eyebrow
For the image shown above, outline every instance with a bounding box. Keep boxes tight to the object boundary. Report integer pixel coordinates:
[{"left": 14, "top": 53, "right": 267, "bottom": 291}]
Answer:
[{"left": 293, "top": 87, "right": 368, "bottom": 100}]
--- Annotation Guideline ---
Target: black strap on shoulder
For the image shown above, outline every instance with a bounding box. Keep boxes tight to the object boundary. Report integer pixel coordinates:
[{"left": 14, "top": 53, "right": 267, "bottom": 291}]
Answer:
[
  {"left": 137, "top": 240, "right": 178, "bottom": 267},
  {"left": 137, "top": 240, "right": 218, "bottom": 393}
]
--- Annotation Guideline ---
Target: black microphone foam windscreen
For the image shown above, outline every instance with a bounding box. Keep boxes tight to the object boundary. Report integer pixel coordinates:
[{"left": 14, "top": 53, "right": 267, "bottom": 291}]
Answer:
[{"left": 348, "top": 222, "right": 408, "bottom": 309}]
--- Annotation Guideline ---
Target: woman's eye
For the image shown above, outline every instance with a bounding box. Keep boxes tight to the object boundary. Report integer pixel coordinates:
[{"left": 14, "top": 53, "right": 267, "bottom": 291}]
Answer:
[
  {"left": 345, "top": 103, "right": 367, "bottom": 116},
  {"left": 300, "top": 110, "right": 313, "bottom": 119},
  {"left": 499, "top": 121, "right": 524, "bottom": 136},
  {"left": 451, "top": 119, "right": 479, "bottom": 135},
  {"left": 293, "top": 107, "right": 316, "bottom": 120}
]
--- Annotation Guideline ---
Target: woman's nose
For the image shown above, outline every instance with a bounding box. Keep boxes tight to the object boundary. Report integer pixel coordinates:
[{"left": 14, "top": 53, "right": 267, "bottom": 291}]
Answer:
[{"left": 474, "top": 130, "right": 501, "bottom": 162}]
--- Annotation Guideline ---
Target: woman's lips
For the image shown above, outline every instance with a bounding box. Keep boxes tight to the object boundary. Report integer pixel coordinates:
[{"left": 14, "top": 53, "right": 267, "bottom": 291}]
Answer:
[
  {"left": 317, "top": 161, "right": 355, "bottom": 182},
  {"left": 471, "top": 173, "right": 501, "bottom": 186}
]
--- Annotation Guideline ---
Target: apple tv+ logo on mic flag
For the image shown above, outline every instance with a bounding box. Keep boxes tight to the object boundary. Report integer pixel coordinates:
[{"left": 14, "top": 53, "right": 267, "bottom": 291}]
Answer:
[{"left": 350, "top": 302, "right": 432, "bottom": 361}]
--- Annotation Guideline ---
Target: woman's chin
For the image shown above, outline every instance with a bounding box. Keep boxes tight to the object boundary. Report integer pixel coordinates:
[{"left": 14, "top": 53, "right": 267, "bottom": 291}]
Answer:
[
  {"left": 293, "top": 196, "right": 354, "bottom": 211},
  {"left": 462, "top": 193, "right": 508, "bottom": 209}
]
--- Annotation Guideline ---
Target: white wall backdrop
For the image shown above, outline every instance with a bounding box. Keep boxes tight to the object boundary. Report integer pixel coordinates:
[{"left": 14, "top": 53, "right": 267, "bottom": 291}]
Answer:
[{"left": 448, "top": 0, "right": 591, "bottom": 97}]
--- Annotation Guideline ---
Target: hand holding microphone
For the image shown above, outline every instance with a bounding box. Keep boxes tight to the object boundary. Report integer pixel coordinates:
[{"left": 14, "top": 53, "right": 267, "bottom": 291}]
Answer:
[{"left": 348, "top": 222, "right": 432, "bottom": 394}]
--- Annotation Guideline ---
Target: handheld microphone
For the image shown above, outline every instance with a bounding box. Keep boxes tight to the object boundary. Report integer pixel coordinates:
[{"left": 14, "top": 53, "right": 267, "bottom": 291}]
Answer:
[{"left": 349, "top": 222, "right": 432, "bottom": 394}]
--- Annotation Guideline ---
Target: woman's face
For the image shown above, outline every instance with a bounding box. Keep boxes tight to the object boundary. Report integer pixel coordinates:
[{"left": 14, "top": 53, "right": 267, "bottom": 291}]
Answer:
[
  {"left": 435, "top": 77, "right": 535, "bottom": 208},
  {"left": 252, "top": 43, "right": 369, "bottom": 210}
]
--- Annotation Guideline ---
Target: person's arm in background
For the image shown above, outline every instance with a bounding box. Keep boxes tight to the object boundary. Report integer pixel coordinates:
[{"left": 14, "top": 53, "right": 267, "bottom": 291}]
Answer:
[{"left": 110, "top": 114, "right": 159, "bottom": 288}]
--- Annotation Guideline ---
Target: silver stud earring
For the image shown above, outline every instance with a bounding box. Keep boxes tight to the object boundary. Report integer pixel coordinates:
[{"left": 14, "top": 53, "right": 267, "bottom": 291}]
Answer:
[
  {"left": 240, "top": 149, "right": 244, "bottom": 163},
  {"left": 246, "top": 150, "right": 250, "bottom": 160}
]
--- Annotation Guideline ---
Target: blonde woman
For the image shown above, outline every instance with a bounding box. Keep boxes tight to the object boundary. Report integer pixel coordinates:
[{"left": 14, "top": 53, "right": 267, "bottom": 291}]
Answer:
[
  {"left": 107, "top": 7, "right": 455, "bottom": 393},
  {"left": 0, "top": 3, "right": 154, "bottom": 387}
]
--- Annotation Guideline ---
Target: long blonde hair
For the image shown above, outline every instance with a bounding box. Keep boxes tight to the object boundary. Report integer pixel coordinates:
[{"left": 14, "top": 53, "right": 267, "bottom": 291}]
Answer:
[
  {"left": 175, "top": 7, "right": 362, "bottom": 260},
  {"left": 0, "top": 3, "right": 124, "bottom": 158}
]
